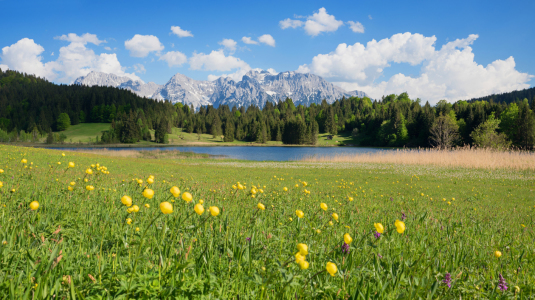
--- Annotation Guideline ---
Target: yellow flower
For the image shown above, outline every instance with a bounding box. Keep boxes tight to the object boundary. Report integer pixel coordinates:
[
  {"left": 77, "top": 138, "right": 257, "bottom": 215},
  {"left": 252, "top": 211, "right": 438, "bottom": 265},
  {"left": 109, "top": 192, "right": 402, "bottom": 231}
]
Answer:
[
  {"left": 86, "top": 185, "right": 94, "bottom": 191},
  {"left": 145, "top": 204, "right": 150, "bottom": 208},
  {"left": 199, "top": 199, "right": 204, "bottom": 204},
  {"left": 344, "top": 233, "right": 353, "bottom": 244},
  {"left": 295, "top": 184, "right": 299, "bottom": 188},
  {"left": 29, "top": 201, "right": 39, "bottom": 210},
  {"left": 86, "top": 168, "right": 93, "bottom": 175},
  {"left": 0, "top": 181, "right": 3, "bottom": 188},
  {"left": 395, "top": 220, "right": 406, "bottom": 234},
  {"left": 132, "top": 205, "right": 140, "bottom": 213},
  {"left": 521, "top": 224, "right": 525, "bottom": 227},
  {"left": 194, "top": 203, "right": 204, "bottom": 215},
  {"left": 348, "top": 197, "right": 353, "bottom": 201},
  {"left": 283, "top": 187, "right": 288, "bottom": 192},
  {"left": 316, "top": 229, "right": 321, "bottom": 234},
  {"left": 70, "top": 181, "right": 76, "bottom": 186},
  {"left": 135, "top": 227, "right": 140, "bottom": 232},
  {"left": 142, "top": 189, "right": 154, "bottom": 199},
  {"left": 68, "top": 162, "right": 75, "bottom": 168},
  {"left": 257, "top": 203, "right": 265, "bottom": 210},
  {"left": 209, "top": 206, "right": 220, "bottom": 217},
  {"left": 126, "top": 218, "right": 132, "bottom": 225},
  {"left": 160, "top": 202, "right": 173, "bottom": 214},
  {"left": 62, "top": 153, "right": 65, "bottom": 157},
  {"left": 297, "top": 243, "right": 308, "bottom": 256},
  {"left": 494, "top": 250, "right": 502, "bottom": 258},
  {"left": 295, "top": 252, "right": 305, "bottom": 263},
  {"left": 232, "top": 185, "right": 237, "bottom": 190},
  {"left": 182, "top": 192, "right": 193, "bottom": 203},
  {"left": 84, "top": 178, "right": 88, "bottom": 182},
  {"left": 147, "top": 177, "right": 154, "bottom": 184},
  {"left": 137, "top": 179, "right": 143, "bottom": 184},
  {"left": 127, "top": 207, "right": 134, "bottom": 213},
  {"left": 298, "top": 261, "right": 309, "bottom": 270},
  {"left": 0, "top": 169, "right": 3, "bottom": 173},
  {"left": 237, "top": 183, "right": 244, "bottom": 190},
  {"left": 295, "top": 210, "right": 304, "bottom": 218},
  {"left": 121, "top": 196, "right": 132, "bottom": 207},
  {"left": 329, "top": 221, "right": 333, "bottom": 226},
  {"left": 21, "top": 159, "right": 27, "bottom": 164},
  {"left": 320, "top": 203, "right": 328, "bottom": 211},
  {"left": 331, "top": 213, "right": 339, "bottom": 221},
  {"left": 250, "top": 188, "right": 257, "bottom": 195},
  {"left": 374, "top": 223, "right": 384, "bottom": 233},
  {"left": 68, "top": 186, "right": 73, "bottom": 191},
  {"left": 170, "top": 186, "right": 181, "bottom": 197},
  {"left": 326, "top": 262, "right": 337, "bottom": 276}
]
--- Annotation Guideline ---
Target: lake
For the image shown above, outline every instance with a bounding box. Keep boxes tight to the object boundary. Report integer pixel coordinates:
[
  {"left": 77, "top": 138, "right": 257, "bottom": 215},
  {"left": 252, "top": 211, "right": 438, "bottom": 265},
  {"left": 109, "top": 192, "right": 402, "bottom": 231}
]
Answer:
[{"left": 54, "top": 146, "right": 392, "bottom": 161}]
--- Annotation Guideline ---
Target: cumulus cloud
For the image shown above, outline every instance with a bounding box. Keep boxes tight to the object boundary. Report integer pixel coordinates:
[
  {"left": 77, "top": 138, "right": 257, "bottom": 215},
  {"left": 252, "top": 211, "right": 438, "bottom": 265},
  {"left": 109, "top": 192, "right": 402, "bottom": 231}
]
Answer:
[
  {"left": 124, "top": 34, "right": 164, "bottom": 57},
  {"left": 347, "top": 21, "right": 364, "bottom": 33},
  {"left": 0, "top": 64, "right": 8, "bottom": 71},
  {"left": 189, "top": 49, "right": 250, "bottom": 72},
  {"left": 241, "top": 36, "right": 258, "bottom": 45},
  {"left": 280, "top": 8, "right": 343, "bottom": 36},
  {"left": 0, "top": 36, "right": 141, "bottom": 83},
  {"left": 258, "top": 34, "right": 276, "bottom": 47},
  {"left": 159, "top": 51, "right": 187, "bottom": 67},
  {"left": 267, "top": 68, "right": 277, "bottom": 75},
  {"left": 297, "top": 33, "right": 533, "bottom": 103},
  {"left": 279, "top": 18, "right": 304, "bottom": 29},
  {"left": 218, "top": 38, "right": 237, "bottom": 53},
  {"left": 104, "top": 46, "right": 112, "bottom": 51},
  {"left": 54, "top": 33, "right": 106, "bottom": 45},
  {"left": 170, "top": 26, "right": 193, "bottom": 38}
]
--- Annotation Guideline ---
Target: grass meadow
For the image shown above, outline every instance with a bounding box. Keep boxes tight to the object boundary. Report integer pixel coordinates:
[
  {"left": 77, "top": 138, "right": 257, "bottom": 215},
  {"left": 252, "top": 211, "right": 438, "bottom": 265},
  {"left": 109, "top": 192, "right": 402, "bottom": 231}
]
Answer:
[{"left": 0, "top": 144, "right": 534, "bottom": 299}]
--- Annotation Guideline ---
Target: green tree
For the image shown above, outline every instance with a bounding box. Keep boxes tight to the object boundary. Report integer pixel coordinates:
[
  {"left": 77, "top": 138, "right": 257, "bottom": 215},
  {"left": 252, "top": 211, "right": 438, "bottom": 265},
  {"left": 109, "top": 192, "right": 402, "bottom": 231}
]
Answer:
[
  {"left": 429, "top": 114, "right": 459, "bottom": 149},
  {"left": 515, "top": 103, "right": 535, "bottom": 149},
  {"left": 499, "top": 103, "right": 519, "bottom": 141},
  {"left": 56, "top": 113, "right": 71, "bottom": 131},
  {"left": 224, "top": 119, "right": 234, "bottom": 142},
  {"left": 470, "top": 115, "right": 511, "bottom": 150}
]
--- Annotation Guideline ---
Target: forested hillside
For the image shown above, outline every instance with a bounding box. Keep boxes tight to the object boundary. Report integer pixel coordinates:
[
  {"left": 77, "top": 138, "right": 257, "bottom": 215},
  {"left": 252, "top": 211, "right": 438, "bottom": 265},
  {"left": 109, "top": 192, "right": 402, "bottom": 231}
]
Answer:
[
  {"left": 468, "top": 87, "right": 535, "bottom": 105},
  {"left": 1, "top": 69, "right": 534, "bottom": 148}
]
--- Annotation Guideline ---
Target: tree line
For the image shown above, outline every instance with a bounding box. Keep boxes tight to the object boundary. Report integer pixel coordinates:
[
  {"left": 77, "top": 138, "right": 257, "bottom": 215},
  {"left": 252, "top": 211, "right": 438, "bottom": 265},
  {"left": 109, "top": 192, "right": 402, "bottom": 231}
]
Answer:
[{"left": 1, "top": 69, "right": 534, "bottom": 149}]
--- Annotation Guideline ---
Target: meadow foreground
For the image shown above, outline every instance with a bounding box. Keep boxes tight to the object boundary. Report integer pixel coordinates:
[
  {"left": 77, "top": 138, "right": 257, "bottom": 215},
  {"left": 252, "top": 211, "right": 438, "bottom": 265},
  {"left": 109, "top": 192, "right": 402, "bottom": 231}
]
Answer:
[{"left": 0, "top": 144, "right": 533, "bottom": 299}]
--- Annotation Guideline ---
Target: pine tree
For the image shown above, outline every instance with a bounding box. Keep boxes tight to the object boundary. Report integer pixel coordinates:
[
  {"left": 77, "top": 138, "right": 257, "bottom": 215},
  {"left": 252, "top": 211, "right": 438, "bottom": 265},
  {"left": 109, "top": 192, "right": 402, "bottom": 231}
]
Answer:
[
  {"left": 224, "top": 119, "right": 234, "bottom": 142},
  {"left": 515, "top": 103, "right": 535, "bottom": 149}
]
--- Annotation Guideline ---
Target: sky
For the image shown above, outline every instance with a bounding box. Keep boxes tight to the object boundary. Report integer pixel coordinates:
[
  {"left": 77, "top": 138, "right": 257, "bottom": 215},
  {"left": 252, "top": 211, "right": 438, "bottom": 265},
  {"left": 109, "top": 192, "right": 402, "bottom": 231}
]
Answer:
[{"left": 0, "top": 0, "right": 533, "bottom": 104}]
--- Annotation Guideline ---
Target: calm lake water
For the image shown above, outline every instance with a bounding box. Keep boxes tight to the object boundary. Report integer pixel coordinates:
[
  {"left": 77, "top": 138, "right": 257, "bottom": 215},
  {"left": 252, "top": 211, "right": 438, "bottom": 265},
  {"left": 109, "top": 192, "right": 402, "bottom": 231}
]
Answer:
[{"left": 55, "top": 146, "right": 391, "bottom": 161}]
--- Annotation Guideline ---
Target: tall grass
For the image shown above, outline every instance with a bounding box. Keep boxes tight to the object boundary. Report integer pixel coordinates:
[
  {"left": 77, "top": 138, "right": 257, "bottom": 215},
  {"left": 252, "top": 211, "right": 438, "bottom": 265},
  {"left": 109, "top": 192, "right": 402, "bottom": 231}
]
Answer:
[{"left": 302, "top": 148, "right": 535, "bottom": 170}]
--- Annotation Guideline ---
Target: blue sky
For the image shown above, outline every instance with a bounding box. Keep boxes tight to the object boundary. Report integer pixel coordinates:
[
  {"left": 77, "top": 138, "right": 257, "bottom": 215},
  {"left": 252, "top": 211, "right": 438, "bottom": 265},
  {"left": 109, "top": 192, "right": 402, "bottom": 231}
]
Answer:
[{"left": 0, "top": 0, "right": 533, "bottom": 103}]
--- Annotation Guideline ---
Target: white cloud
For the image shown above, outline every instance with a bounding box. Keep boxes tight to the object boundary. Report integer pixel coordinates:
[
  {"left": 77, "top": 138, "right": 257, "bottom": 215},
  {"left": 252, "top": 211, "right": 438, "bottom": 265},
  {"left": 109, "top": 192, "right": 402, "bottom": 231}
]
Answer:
[
  {"left": 219, "top": 38, "right": 237, "bottom": 53},
  {"left": 0, "top": 64, "right": 9, "bottom": 71},
  {"left": 189, "top": 49, "right": 250, "bottom": 72},
  {"left": 54, "top": 33, "right": 106, "bottom": 45},
  {"left": 242, "top": 36, "right": 258, "bottom": 45},
  {"left": 104, "top": 46, "right": 112, "bottom": 51},
  {"left": 279, "top": 18, "right": 304, "bottom": 29},
  {"left": 207, "top": 68, "right": 251, "bottom": 82},
  {"left": 0, "top": 38, "right": 56, "bottom": 79},
  {"left": 267, "top": 68, "right": 277, "bottom": 75},
  {"left": 51, "top": 52, "right": 54, "bottom": 56},
  {"left": 298, "top": 33, "right": 533, "bottom": 104},
  {"left": 368, "top": 15, "right": 372, "bottom": 20},
  {"left": 133, "top": 64, "right": 146, "bottom": 74},
  {"left": 124, "top": 34, "right": 164, "bottom": 57},
  {"left": 159, "top": 51, "right": 187, "bottom": 67},
  {"left": 347, "top": 21, "right": 364, "bottom": 33},
  {"left": 258, "top": 34, "right": 276, "bottom": 47},
  {"left": 0, "top": 36, "right": 141, "bottom": 84},
  {"left": 280, "top": 8, "right": 343, "bottom": 36},
  {"left": 170, "top": 26, "right": 193, "bottom": 38}
]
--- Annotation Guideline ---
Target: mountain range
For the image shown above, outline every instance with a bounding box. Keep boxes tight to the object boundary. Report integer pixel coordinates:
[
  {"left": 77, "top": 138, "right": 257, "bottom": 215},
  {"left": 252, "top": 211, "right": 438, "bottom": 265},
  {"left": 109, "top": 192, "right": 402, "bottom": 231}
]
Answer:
[{"left": 74, "top": 70, "right": 367, "bottom": 108}]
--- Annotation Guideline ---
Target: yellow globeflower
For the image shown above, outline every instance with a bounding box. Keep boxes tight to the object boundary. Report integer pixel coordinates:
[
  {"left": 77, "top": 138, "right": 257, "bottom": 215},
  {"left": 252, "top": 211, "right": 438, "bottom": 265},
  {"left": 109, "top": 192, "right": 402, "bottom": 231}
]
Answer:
[
  {"left": 121, "top": 196, "right": 133, "bottom": 207},
  {"left": 147, "top": 177, "right": 154, "bottom": 184},
  {"left": 257, "top": 203, "right": 265, "bottom": 210},
  {"left": 70, "top": 182, "right": 76, "bottom": 186},
  {"left": 126, "top": 218, "right": 132, "bottom": 225},
  {"left": 62, "top": 153, "right": 65, "bottom": 157},
  {"left": 160, "top": 202, "right": 173, "bottom": 214},
  {"left": 344, "top": 233, "right": 353, "bottom": 244},
  {"left": 127, "top": 207, "right": 134, "bottom": 213},
  {"left": 297, "top": 243, "right": 308, "bottom": 255},
  {"left": 209, "top": 206, "right": 220, "bottom": 217},
  {"left": 295, "top": 210, "right": 304, "bottom": 218},
  {"left": 348, "top": 197, "right": 354, "bottom": 201},
  {"left": 29, "top": 201, "right": 39, "bottom": 210},
  {"left": 394, "top": 220, "right": 406, "bottom": 234},
  {"left": 0, "top": 169, "right": 4, "bottom": 173},
  {"left": 182, "top": 192, "right": 193, "bottom": 203},
  {"left": 237, "top": 183, "right": 244, "bottom": 190},
  {"left": 199, "top": 199, "right": 204, "bottom": 204},
  {"left": 86, "top": 185, "right": 94, "bottom": 191},
  {"left": 135, "top": 227, "right": 140, "bottom": 232},
  {"left": 142, "top": 189, "right": 154, "bottom": 199},
  {"left": 283, "top": 187, "right": 288, "bottom": 192},
  {"left": 250, "top": 188, "right": 257, "bottom": 195},
  {"left": 68, "top": 162, "right": 75, "bottom": 168},
  {"left": 332, "top": 213, "right": 339, "bottom": 221},
  {"left": 374, "top": 223, "right": 384, "bottom": 233},
  {"left": 326, "top": 262, "right": 338, "bottom": 276},
  {"left": 132, "top": 205, "right": 140, "bottom": 213},
  {"left": 298, "top": 261, "right": 309, "bottom": 270},
  {"left": 145, "top": 204, "right": 150, "bottom": 208},
  {"left": 170, "top": 186, "right": 181, "bottom": 197},
  {"left": 295, "top": 252, "right": 305, "bottom": 263},
  {"left": 68, "top": 186, "right": 73, "bottom": 191},
  {"left": 232, "top": 185, "right": 237, "bottom": 190},
  {"left": 0, "top": 181, "right": 3, "bottom": 188},
  {"left": 194, "top": 203, "right": 204, "bottom": 215},
  {"left": 494, "top": 250, "right": 502, "bottom": 258},
  {"left": 86, "top": 168, "right": 93, "bottom": 175},
  {"left": 21, "top": 159, "right": 27, "bottom": 164},
  {"left": 320, "top": 203, "right": 328, "bottom": 211}
]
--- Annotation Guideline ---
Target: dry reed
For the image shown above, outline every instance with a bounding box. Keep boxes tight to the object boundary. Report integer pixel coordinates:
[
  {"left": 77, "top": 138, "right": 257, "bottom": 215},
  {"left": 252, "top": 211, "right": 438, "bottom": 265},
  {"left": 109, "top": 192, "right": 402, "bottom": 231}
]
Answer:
[{"left": 301, "top": 148, "right": 535, "bottom": 170}]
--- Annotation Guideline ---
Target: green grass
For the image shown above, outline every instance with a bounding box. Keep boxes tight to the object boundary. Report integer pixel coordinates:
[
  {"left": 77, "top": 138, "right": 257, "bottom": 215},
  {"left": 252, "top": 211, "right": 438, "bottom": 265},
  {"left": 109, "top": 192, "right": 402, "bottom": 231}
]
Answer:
[
  {"left": 0, "top": 144, "right": 534, "bottom": 298},
  {"left": 59, "top": 123, "right": 111, "bottom": 143}
]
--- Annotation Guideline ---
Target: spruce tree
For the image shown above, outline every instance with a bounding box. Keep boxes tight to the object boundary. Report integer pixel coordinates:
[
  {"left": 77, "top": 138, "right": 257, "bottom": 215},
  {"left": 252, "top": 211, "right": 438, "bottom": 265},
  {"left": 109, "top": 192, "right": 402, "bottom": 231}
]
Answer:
[{"left": 224, "top": 119, "right": 234, "bottom": 142}]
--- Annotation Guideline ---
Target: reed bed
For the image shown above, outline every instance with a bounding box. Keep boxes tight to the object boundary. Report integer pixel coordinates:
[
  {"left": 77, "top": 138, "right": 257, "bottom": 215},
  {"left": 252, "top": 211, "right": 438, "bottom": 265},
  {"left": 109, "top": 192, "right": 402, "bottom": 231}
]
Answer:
[{"left": 301, "top": 148, "right": 535, "bottom": 170}]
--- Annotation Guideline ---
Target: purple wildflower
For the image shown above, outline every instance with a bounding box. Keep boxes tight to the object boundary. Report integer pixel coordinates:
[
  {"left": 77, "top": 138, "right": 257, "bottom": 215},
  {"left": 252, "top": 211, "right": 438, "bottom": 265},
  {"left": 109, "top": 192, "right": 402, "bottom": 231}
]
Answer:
[
  {"left": 390, "top": 197, "right": 394, "bottom": 201},
  {"left": 401, "top": 212, "right": 407, "bottom": 221},
  {"left": 377, "top": 253, "right": 383, "bottom": 259},
  {"left": 442, "top": 273, "right": 452, "bottom": 288},
  {"left": 498, "top": 274, "right": 508, "bottom": 291},
  {"left": 374, "top": 231, "right": 381, "bottom": 240},
  {"left": 341, "top": 242, "right": 350, "bottom": 254},
  {"left": 246, "top": 237, "right": 251, "bottom": 242}
]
